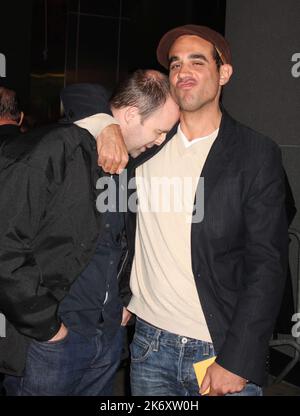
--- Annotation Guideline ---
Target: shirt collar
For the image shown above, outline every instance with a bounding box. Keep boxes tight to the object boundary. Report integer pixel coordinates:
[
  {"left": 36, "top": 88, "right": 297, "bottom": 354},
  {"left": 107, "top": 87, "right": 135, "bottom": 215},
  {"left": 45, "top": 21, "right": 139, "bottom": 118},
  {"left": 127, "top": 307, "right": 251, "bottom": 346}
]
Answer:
[{"left": 177, "top": 124, "right": 219, "bottom": 148}]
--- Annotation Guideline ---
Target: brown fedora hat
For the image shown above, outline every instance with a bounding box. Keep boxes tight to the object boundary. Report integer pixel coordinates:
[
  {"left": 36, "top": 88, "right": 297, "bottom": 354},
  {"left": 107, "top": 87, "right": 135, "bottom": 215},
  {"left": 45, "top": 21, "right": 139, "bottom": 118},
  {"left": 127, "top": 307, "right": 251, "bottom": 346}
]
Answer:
[{"left": 156, "top": 24, "right": 232, "bottom": 69}]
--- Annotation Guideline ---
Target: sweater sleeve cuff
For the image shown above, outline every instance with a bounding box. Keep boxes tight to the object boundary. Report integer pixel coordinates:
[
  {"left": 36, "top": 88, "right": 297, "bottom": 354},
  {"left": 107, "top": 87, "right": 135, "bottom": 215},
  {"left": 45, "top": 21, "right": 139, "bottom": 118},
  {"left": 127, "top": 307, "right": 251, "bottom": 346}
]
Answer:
[{"left": 74, "top": 114, "right": 120, "bottom": 139}]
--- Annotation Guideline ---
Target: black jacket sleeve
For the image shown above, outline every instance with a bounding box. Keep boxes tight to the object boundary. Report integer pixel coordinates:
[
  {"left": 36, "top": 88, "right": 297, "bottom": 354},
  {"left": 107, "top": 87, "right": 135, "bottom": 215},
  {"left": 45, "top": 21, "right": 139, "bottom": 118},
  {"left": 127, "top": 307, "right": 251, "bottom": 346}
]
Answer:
[
  {"left": 284, "top": 170, "right": 297, "bottom": 226},
  {"left": 216, "top": 144, "right": 289, "bottom": 385},
  {"left": 0, "top": 162, "right": 61, "bottom": 341}
]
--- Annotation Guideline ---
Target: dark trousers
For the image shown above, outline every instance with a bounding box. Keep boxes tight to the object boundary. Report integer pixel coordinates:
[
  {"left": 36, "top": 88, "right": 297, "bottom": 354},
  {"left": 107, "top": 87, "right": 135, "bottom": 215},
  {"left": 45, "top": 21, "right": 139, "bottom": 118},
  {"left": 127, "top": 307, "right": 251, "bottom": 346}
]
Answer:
[{"left": 4, "top": 326, "right": 125, "bottom": 396}]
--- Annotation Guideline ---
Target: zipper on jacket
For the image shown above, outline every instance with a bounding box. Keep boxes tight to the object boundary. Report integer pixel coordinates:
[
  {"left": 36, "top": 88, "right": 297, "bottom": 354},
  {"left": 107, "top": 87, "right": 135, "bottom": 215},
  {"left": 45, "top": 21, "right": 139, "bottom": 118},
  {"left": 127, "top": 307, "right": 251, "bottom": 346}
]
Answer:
[{"left": 116, "top": 250, "right": 129, "bottom": 281}]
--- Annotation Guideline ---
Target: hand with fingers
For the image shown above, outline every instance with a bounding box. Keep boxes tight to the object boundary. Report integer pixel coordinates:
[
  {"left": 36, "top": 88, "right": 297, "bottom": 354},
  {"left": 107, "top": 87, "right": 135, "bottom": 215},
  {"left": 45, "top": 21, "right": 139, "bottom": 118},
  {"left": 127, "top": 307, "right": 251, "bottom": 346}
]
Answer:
[
  {"left": 200, "top": 362, "right": 247, "bottom": 396},
  {"left": 121, "top": 307, "right": 132, "bottom": 326},
  {"left": 96, "top": 124, "right": 129, "bottom": 174}
]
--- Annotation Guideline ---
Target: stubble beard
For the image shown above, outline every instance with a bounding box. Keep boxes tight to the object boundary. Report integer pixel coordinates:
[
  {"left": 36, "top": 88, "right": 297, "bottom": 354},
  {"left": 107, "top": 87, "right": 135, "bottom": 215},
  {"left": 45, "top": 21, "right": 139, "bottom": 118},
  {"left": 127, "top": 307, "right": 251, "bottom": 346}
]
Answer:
[{"left": 175, "top": 90, "right": 204, "bottom": 112}]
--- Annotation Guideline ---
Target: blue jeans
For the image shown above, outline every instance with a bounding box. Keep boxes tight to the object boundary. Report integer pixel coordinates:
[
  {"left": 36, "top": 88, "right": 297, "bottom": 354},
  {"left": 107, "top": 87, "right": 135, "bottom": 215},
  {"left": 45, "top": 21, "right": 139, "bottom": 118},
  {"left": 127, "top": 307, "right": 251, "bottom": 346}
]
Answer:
[
  {"left": 4, "top": 326, "right": 125, "bottom": 396},
  {"left": 130, "top": 318, "right": 262, "bottom": 397}
]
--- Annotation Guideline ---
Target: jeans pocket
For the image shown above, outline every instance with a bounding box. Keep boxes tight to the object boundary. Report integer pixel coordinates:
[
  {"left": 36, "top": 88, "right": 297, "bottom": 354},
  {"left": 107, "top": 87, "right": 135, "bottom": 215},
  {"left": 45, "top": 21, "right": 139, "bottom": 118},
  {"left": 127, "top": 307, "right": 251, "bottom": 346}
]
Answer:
[
  {"left": 32, "top": 328, "right": 71, "bottom": 348},
  {"left": 226, "top": 383, "right": 263, "bottom": 397},
  {"left": 130, "top": 334, "right": 153, "bottom": 362}
]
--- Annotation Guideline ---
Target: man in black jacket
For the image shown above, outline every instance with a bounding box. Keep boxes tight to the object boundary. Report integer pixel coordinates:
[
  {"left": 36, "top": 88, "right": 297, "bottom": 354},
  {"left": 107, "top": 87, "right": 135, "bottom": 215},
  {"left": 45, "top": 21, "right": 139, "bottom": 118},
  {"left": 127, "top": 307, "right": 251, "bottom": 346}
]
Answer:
[
  {"left": 0, "top": 86, "right": 24, "bottom": 395},
  {"left": 121, "top": 25, "right": 288, "bottom": 396},
  {"left": 0, "top": 69, "right": 179, "bottom": 396}
]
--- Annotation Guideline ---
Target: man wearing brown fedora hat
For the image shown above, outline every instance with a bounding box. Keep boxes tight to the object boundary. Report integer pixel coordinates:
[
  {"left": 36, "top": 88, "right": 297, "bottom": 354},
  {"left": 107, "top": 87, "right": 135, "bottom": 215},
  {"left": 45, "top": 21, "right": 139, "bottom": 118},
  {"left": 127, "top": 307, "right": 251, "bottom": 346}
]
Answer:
[{"left": 122, "top": 25, "right": 288, "bottom": 396}]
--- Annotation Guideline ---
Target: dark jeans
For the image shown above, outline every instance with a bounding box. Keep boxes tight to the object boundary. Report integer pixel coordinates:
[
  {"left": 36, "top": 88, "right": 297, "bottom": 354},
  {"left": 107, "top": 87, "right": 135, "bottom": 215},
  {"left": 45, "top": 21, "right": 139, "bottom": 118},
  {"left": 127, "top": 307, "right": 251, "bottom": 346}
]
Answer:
[
  {"left": 130, "top": 318, "right": 262, "bottom": 396},
  {"left": 4, "top": 326, "right": 125, "bottom": 396}
]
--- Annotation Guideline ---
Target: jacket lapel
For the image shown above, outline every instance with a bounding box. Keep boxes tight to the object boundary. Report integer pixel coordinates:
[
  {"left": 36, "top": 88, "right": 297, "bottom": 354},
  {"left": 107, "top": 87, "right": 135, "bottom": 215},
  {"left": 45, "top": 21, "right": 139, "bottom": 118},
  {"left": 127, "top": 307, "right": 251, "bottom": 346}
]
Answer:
[{"left": 199, "top": 110, "right": 238, "bottom": 208}]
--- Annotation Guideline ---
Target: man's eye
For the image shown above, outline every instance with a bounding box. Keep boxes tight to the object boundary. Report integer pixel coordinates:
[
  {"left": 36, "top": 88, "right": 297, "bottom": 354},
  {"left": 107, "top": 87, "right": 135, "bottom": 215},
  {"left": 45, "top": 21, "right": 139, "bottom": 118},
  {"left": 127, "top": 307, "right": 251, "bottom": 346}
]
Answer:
[
  {"left": 170, "top": 63, "right": 180, "bottom": 70},
  {"left": 193, "top": 61, "right": 204, "bottom": 66}
]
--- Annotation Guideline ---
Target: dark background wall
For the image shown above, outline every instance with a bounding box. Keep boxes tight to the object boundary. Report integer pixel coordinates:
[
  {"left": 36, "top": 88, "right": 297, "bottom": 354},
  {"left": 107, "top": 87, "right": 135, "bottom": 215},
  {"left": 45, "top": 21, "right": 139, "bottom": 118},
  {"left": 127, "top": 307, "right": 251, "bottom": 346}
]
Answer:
[
  {"left": 224, "top": 2, "right": 300, "bottom": 358},
  {"left": 0, "top": 0, "right": 226, "bottom": 122},
  {"left": 223, "top": 0, "right": 300, "bottom": 232}
]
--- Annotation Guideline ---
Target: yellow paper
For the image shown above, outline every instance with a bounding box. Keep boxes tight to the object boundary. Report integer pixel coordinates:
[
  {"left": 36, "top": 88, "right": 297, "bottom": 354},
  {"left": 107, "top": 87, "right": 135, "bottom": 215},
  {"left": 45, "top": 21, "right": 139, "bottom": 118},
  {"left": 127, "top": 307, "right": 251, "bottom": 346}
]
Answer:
[{"left": 193, "top": 356, "right": 216, "bottom": 395}]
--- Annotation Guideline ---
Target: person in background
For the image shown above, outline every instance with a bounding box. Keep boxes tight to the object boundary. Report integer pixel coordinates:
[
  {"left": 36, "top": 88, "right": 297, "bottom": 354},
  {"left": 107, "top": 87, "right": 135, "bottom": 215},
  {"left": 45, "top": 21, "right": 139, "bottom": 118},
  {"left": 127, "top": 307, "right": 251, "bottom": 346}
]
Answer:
[
  {"left": 0, "top": 86, "right": 24, "bottom": 145},
  {"left": 0, "top": 86, "right": 24, "bottom": 396}
]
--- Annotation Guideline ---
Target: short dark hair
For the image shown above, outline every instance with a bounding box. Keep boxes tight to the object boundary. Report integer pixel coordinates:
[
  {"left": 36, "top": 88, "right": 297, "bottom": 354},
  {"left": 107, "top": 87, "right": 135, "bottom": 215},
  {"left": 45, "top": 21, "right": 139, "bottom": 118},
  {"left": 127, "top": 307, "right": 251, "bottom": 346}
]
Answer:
[
  {"left": 0, "top": 87, "right": 21, "bottom": 122},
  {"left": 110, "top": 69, "right": 171, "bottom": 122},
  {"left": 213, "top": 46, "right": 223, "bottom": 70}
]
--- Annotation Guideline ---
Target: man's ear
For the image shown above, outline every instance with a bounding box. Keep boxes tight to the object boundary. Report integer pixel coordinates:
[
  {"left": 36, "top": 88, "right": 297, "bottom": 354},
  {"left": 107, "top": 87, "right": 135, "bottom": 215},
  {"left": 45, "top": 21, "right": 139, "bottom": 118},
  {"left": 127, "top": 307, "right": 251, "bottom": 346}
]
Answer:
[
  {"left": 18, "top": 111, "right": 24, "bottom": 126},
  {"left": 219, "top": 64, "right": 233, "bottom": 86},
  {"left": 124, "top": 106, "right": 139, "bottom": 124}
]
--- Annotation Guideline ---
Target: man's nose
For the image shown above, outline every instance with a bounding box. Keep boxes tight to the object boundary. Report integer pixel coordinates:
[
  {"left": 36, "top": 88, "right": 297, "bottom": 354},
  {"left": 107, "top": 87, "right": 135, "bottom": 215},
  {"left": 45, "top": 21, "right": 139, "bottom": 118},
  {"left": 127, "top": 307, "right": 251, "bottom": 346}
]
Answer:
[
  {"left": 177, "top": 62, "right": 192, "bottom": 79},
  {"left": 153, "top": 133, "right": 167, "bottom": 146}
]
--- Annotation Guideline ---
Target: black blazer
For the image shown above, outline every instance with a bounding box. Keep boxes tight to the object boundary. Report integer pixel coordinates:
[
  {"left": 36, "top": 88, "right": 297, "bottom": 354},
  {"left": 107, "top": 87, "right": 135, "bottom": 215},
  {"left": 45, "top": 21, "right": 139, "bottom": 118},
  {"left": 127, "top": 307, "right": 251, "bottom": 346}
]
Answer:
[{"left": 125, "top": 109, "right": 288, "bottom": 386}]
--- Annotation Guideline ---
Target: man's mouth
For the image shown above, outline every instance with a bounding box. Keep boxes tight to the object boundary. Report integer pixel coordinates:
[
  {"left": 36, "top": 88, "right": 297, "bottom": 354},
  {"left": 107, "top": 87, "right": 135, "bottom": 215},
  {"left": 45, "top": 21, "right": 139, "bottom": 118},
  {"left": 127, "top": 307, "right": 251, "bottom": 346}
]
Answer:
[{"left": 177, "top": 79, "right": 196, "bottom": 90}]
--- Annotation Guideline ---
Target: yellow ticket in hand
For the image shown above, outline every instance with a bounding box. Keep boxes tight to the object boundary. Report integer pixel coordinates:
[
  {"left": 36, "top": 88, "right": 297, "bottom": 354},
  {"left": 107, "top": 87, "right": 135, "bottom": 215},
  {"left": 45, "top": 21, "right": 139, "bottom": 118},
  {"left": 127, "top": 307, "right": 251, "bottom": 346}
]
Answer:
[{"left": 193, "top": 356, "right": 216, "bottom": 395}]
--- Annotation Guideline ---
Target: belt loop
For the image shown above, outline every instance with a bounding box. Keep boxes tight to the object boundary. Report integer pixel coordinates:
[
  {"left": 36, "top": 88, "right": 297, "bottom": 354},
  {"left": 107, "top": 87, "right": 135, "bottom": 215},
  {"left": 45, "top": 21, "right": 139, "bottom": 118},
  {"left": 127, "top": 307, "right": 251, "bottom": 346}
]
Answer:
[
  {"left": 152, "top": 329, "right": 161, "bottom": 352},
  {"left": 203, "top": 341, "right": 209, "bottom": 356}
]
